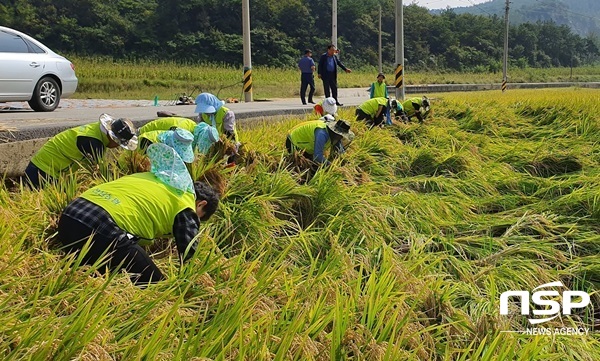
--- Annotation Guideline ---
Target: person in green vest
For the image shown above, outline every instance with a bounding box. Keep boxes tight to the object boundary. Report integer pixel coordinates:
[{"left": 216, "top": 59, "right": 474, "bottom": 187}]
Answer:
[
  {"left": 138, "top": 117, "right": 219, "bottom": 155},
  {"left": 138, "top": 116, "right": 197, "bottom": 135},
  {"left": 286, "top": 119, "right": 354, "bottom": 166},
  {"left": 390, "top": 98, "right": 408, "bottom": 123},
  {"left": 313, "top": 97, "right": 338, "bottom": 117},
  {"left": 195, "top": 93, "right": 238, "bottom": 141},
  {"left": 355, "top": 97, "right": 390, "bottom": 126},
  {"left": 195, "top": 93, "right": 240, "bottom": 163},
  {"left": 138, "top": 128, "right": 196, "bottom": 163},
  {"left": 24, "top": 113, "right": 137, "bottom": 189},
  {"left": 402, "top": 96, "right": 431, "bottom": 123},
  {"left": 56, "top": 143, "right": 220, "bottom": 286},
  {"left": 369, "top": 73, "right": 388, "bottom": 99}
]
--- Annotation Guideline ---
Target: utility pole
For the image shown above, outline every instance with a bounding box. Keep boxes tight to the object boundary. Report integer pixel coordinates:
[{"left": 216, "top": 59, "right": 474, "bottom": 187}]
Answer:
[
  {"left": 332, "top": 0, "right": 338, "bottom": 48},
  {"left": 242, "top": 0, "right": 253, "bottom": 102},
  {"left": 378, "top": 5, "right": 382, "bottom": 73},
  {"left": 502, "top": 0, "right": 510, "bottom": 92},
  {"left": 395, "top": 0, "right": 405, "bottom": 100}
]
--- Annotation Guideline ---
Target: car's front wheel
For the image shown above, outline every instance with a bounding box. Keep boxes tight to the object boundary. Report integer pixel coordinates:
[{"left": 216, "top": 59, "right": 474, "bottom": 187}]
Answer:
[{"left": 28, "top": 77, "right": 61, "bottom": 112}]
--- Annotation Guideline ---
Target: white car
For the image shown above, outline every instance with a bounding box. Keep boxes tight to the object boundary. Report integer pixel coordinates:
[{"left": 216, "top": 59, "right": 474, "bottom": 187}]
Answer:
[{"left": 0, "top": 26, "right": 78, "bottom": 112}]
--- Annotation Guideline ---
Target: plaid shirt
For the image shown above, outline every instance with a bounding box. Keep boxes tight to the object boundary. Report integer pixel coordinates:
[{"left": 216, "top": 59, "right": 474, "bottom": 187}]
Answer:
[{"left": 62, "top": 197, "right": 200, "bottom": 261}]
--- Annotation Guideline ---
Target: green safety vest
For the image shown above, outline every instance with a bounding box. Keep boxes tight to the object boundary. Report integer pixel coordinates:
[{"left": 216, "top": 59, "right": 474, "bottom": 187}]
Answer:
[
  {"left": 138, "top": 130, "right": 161, "bottom": 145},
  {"left": 288, "top": 120, "right": 330, "bottom": 155},
  {"left": 402, "top": 97, "right": 423, "bottom": 117},
  {"left": 138, "top": 117, "right": 196, "bottom": 134},
  {"left": 201, "top": 106, "right": 238, "bottom": 139},
  {"left": 80, "top": 172, "right": 196, "bottom": 242},
  {"left": 371, "top": 82, "right": 387, "bottom": 98},
  {"left": 31, "top": 122, "right": 110, "bottom": 178},
  {"left": 359, "top": 97, "right": 388, "bottom": 116}
]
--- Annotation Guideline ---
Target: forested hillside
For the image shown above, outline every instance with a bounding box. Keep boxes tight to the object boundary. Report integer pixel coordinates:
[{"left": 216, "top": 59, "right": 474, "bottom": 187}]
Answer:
[
  {"left": 448, "top": 0, "right": 600, "bottom": 37},
  {"left": 0, "top": 0, "right": 598, "bottom": 70}
]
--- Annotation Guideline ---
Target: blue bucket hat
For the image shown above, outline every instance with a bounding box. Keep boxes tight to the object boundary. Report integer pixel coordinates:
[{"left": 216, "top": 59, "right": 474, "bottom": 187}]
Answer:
[
  {"left": 194, "top": 93, "right": 225, "bottom": 114},
  {"left": 157, "top": 128, "right": 195, "bottom": 163},
  {"left": 193, "top": 123, "right": 220, "bottom": 154},
  {"left": 147, "top": 143, "right": 194, "bottom": 194}
]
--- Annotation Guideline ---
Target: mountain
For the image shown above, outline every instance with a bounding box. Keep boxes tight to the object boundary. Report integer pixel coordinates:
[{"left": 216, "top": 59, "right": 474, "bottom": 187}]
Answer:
[{"left": 432, "top": 0, "right": 600, "bottom": 37}]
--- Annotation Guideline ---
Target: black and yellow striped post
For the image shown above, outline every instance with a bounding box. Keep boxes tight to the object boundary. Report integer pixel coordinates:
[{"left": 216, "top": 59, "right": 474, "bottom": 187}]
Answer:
[
  {"left": 394, "top": 63, "right": 405, "bottom": 100},
  {"left": 501, "top": 78, "right": 507, "bottom": 92},
  {"left": 243, "top": 66, "right": 253, "bottom": 102}
]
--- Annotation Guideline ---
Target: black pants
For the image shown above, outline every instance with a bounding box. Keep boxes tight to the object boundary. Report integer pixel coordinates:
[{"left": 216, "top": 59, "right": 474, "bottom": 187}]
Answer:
[
  {"left": 24, "top": 161, "right": 51, "bottom": 189},
  {"left": 321, "top": 73, "right": 338, "bottom": 103},
  {"left": 300, "top": 73, "right": 315, "bottom": 104},
  {"left": 57, "top": 214, "right": 164, "bottom": 286},
  {"left": 355, "top": 108, "right": 385, "bottom": 126}
]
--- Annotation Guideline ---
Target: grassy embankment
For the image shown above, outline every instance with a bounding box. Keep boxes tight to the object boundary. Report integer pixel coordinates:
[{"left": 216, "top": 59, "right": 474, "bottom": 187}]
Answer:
[
  {"left": 1, "top": 87, "right": 599, "bottom": 360},
  {"left": 72, "top": 56, "right": 600, "bottom": 101}
]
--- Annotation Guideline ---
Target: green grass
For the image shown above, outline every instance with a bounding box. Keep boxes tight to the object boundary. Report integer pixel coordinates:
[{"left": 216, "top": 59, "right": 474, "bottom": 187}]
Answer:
[
  {"left": 1, "top": 87, "right": 600, "bottom": 360},
  {"left": 70, "top": 56, "right": 600, "bottom": 100}
]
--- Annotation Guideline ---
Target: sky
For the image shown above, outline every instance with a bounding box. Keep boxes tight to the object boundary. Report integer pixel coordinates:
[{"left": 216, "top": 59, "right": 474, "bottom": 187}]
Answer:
[{"left": 409, "top": 0, "right": 491, "bottom": 10}]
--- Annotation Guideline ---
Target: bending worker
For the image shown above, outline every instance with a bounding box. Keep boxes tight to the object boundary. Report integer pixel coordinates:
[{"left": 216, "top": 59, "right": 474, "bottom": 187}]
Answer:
[
  {"left": 25, "top": 113, "right": 137, "bottom": 188},
  {"left": 402, "top": 96, "right": 431, "bottom": 123},
  {"left": 138, "top": 116, "right": 219, "bottom": 155},
  {"left": 355, "top": 97, "right": 390, "bottom": 126},
  {"left": 57, "top": 143, "right": 220, "bottom": 286},
  {"left": 195, "top": 93, "right": 238, "bottom": 142},
  {"left": 313, "top": 97, "right": 338, "bottom": 118},
  {"left": 286, "top": 119, "right": 354, "bottom": 166}
]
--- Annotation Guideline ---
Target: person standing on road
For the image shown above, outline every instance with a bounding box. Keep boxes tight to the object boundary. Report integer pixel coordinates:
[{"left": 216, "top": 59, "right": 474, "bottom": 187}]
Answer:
[
  {"left": 369, "top": 73, "right": 388, "bottom": 99},
  {"left": 56, "top": 143, "right": 220, "bottom": 286},
  {"left": 317, "top": 44, "right": 352, "bottom": 107},
  {"left": 298, "top": 49, "right": 316, "bottom": 105},
  {"left": 24, "top": 113, "right": 137, "bottom": 189}
]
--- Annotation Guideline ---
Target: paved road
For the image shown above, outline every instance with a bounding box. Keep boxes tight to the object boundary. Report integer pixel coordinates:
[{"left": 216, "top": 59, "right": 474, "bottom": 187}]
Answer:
[
  {"left": 0, "top": 88, "right": 371, "bottom": 139},
  {"left": 2, "top": 81, "right": 598, "bottom": 142}
]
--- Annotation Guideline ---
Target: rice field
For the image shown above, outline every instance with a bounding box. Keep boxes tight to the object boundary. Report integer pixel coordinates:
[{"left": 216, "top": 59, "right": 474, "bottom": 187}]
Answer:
[
  {"left": 1, "top": 87, "right": 599, "bottom": 360},
  {"left": 71, "top": 56, "right": 600, "bottom": 101}
]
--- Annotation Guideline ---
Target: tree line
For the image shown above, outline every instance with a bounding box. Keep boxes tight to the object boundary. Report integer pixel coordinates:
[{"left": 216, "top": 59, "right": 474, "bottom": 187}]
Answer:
[{"left": 1, "top": 0, "right": 598, "bottom": 70}]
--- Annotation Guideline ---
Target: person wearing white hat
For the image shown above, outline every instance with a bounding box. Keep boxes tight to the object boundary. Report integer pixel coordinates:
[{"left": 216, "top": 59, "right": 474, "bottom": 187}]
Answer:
[
  {"left": 24, "top": 113, "right": 137, "bottom": 188},
  {"left": 313, "top": 97, "right": 338, "bottom": 117}
]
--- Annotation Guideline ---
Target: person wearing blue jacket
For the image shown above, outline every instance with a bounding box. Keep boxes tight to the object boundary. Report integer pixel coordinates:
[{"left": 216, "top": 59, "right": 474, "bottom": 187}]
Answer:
[{"left": 317, "top": 44, "right": 352, "bottom": 107}]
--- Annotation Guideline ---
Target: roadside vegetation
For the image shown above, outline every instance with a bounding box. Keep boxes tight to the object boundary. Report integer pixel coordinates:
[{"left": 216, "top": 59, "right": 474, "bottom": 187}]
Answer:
[
  {"left": 1, "top": 88, "right": 599, "bottom": 360},
  {"left": 72, "top": 57, "right": 600, "bottom": 101}
]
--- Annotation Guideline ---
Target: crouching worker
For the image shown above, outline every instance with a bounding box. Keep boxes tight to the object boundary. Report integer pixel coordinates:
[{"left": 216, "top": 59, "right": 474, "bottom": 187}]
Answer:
[
  {"left": 56, "top": 143, "right": 220, "bottom": 286},
  {"left": 195, "top": 93, "right": 240, "bottom": 163},
  {"left": 138, "top": 128, "right": 196, "bottom": 163},
  {"left": 286, "top": 119, "right": 354, "bottom": 166},
  {"left": 313, "top": 97, "right": 338, "bottom": 117},
  {"left": 402, "top": 96, "right": 431, "bottom": 123},
  {"left": 138, "top": 117, "right": 219, "bottom": 156},
  {"left": 25, "top": 113, "right": 137, "bottom": 188},
  {"left": 355, "top": 97, "right": 389, "bottom": 127}
]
